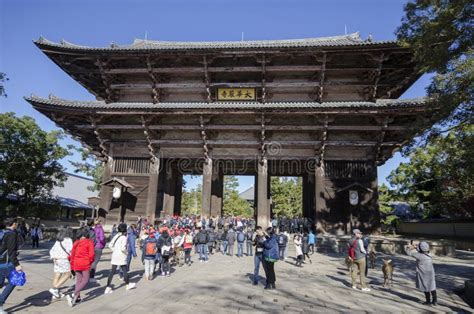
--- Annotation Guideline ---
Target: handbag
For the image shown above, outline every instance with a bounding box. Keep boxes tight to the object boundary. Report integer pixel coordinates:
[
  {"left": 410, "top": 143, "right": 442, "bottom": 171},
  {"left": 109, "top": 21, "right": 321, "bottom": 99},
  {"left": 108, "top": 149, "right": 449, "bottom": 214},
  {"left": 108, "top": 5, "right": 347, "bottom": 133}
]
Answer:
[{"left": 9, "top": 269, "right": 26, "bottom": 286}]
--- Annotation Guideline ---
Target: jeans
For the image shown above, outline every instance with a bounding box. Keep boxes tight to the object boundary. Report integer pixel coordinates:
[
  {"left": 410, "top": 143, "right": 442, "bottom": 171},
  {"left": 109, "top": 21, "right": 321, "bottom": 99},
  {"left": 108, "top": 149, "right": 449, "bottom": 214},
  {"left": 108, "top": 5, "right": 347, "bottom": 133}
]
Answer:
[
  {"left": 74, "top": 270, "right": 90, "bottom": 297},
  {"left": 144, "top": 259, "right": 155, "bottom": 278},
  {"left": 227, "top": 243, "right": 234, "bottom": 256},
  {"left": 0, "top": 263, "right": 15, "bottom": 306},
  {"left": 253, "top": 254, "right": 263, "bottom": 284},
  {"left": 278, "top": 246, "right": 285, "bottom": 260},
  {"left": 246, "top": 242, "right": 253, "bottom": 256},
  {"left": 32, "top": 236, "right": 39, "bottom": 248},
  {"left": 184, "top": 248, "right": 192, "bottom": 264},
  {"left": 237, "top": 242, "right": 244, "bottom": 257},
  {"left": 90, "top": 248, "right": 103, "bottom": 278},
  {"left": 198, "top": 244, "right": 208, "bottom": 261},
  {"left": 107, "top": 265, "right": 129, "bottom": 287},
  {"left": 222, "top": 241, "right": 228, "bottom": 255}
]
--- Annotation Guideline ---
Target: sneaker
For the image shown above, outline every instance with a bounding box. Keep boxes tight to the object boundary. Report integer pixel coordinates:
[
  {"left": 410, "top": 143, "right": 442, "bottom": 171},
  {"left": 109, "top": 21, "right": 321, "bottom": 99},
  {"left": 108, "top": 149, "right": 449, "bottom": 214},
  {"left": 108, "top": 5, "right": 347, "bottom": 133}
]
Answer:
[
  {"left": 431, "top": 302, "right": 438, "bottom": 306},
  {"left": 205, "top": 260, "right": 208, "bottom": 263},
  {"left": 352, "top": 286, "right": 358, "bottom": 290},
  {"left": 104, "top": 287, "right": 113, "bottom": 295},
  {"left": 126, "top": 283, "right": 136, "bottom": 290},
  {"left": 0, "top": 305, "right": 6, "bottom": 314},
  {"left": 66, "top": 294, "right": 75, "bottom": 307},
  {"left": 361, "top": 288, "right": 371, "bottom": 292},
  {"left": 166, "top": 272, "right": 170, "bottom": 277},
  {"left": 59, "top": 292, "right": 65, "bottom": 298},
  {"left": 253, "top": 281, "right": 258, "bottom": 286},
  {"left": 49, "top": 288, "right": 60, "bottom": 298}
]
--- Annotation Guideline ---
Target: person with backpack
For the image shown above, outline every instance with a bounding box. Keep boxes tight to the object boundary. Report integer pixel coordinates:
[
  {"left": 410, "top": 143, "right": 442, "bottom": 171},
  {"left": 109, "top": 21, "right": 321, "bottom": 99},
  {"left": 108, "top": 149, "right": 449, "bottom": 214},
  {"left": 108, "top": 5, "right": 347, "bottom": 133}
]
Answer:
[
  {"left": 0, "top": 218, "right": 23, "bottom": 313},
  {"left": 236, "top": 228, "right": 246, "bottom": 257},
  {"left": 90, "top": 218, "right": 105, "bottom": 283},
  {"left": 49, "top": 228, "right": 73, "bottom": 300},
  {"left": 157, "top": 230, "right": 173, "bottom": 276},
  {"left": 294, "top": 234, "right": 303, "bottom": 267},
  {"left": 207, "top": 228, "right": 216, "bottom": 255},
  {"left": 245, "top": 228, "right": 254, "bottom": 256},
  {"left": 348, "top": 229, "right": 370, "bottom": 292},
  {"left": 221, "top": 229, "right": 228, "bottom": 255},
  {"left": 104, "top": 223, "right": 136, "bottom": 295},
  {"left": 30, "top": 224, "right": 43, "bottom": 249},
  {"left": 66, "top": 228, "right": 95, "bottom": 307},
  {"left": 226, "top": 227, "right": 236, "bottom": 257},
  {"left": 262, "top": 227, "right": 279, "bottom": 290},
  {"left": 277, "top": 232, "right": 288, "bottom": 261},
  {"left": 406, "top": 241, "right": 438, "bottom": 306},
  {"left": 125, "top": 224, "right": 138, "bottom": 272},
  {"left": 195, "top": 227, "right": 209, "bottom": 262},
  {"left": 183, "top": 229, "right": 194, "bottom": 266},
  {"left": 142, "top": 232, "right": 158, "bottom": 280}
]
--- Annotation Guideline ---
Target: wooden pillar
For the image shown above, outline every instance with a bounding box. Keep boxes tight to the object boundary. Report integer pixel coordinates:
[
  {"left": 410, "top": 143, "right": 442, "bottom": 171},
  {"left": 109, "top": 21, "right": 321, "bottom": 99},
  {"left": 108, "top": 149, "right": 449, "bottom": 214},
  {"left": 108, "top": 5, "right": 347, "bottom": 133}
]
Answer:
[
  {"left": 257, "top": 160, "right": 269, "bottom": 228},
  {"left": 210, "top": 163, "right": 223, "bottom": 217},
  {"left": 253, "top": 176, "right": 258, "bottom": 222},
  {"left": 99, "top": 157, "right": 113, "bottom": 222},
  {"left": 174, "top": 172, "right": 183, "bottom": 216},
  {"left": 314, "top": 166, "right": 326, "bottom": 233},
  {"left": 302, "top": 173, "right": 315, "bottom": 220},
  {"left": 162, "top": 166, "right": 177, "bottom": 217},
  {"left": 146, "top": 158, "right": 160, "bottom": 223},
  {"left": 202, "top": 158, "right": 212, "bottom": 217}
]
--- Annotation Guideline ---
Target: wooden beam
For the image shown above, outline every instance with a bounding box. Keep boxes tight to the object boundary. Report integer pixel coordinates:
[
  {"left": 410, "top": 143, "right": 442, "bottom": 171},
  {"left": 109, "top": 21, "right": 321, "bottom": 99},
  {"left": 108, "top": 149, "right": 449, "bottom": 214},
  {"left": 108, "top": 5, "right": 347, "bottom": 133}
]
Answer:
[
  {"left": 96, "top": 59, "right": 114, "bottom": 103},
  {"left": 73, "top": 123, "right": 412, "bottom": 132},
  {"left": 318, "top": 52, "right": 326, "bottom": 102},
  {"left": 203, "top": 56, "right": 212, "bottom": 103},
  {"left": 146, "top": 56, "right": 160, "bottom": 103}
]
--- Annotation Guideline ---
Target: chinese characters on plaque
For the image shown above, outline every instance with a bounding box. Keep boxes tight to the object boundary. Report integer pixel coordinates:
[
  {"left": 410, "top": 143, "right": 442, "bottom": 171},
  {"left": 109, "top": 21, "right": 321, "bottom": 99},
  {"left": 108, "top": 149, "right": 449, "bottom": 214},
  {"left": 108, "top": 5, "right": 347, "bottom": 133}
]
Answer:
[{"left": 217, "top": 88, "right": 256, "bottom": 101}]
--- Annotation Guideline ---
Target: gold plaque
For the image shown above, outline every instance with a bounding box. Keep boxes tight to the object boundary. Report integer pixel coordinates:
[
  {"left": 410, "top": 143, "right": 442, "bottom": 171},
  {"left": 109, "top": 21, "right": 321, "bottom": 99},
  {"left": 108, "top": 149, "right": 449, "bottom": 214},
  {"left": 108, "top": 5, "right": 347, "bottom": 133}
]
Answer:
[{"left": 217, "top": 88, "right": 256, "bottom": 101}]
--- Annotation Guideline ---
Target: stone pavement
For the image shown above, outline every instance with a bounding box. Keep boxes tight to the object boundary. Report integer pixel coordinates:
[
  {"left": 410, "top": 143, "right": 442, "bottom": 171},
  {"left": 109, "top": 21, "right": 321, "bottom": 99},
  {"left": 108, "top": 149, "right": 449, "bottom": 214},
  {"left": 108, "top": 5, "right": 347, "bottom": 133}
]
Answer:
[{"left": 3, "top": 242, "right": 474, "bottom": 313}]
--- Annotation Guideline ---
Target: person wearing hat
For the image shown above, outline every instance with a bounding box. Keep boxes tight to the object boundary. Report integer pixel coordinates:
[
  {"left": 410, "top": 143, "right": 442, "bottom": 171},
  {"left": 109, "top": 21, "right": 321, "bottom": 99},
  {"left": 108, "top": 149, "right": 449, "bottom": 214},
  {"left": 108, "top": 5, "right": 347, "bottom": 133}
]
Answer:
[
  {"left": 406, "top": 241, "right": 437, "bottom": 306},
  {"left": 349, "top": 229, "right": 370, "bottom": 291}
]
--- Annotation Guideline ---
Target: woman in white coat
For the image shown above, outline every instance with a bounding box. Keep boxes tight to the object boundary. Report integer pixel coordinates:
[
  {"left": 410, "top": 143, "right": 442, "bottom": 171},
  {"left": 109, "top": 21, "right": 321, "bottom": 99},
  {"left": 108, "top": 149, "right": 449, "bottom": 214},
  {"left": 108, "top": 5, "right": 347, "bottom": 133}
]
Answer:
[
  {"left": 104, "top": 224, "right": 136, "bottom": 294},
  {"left": 294, "top": 234, "right": 303, "bottom": 267}
]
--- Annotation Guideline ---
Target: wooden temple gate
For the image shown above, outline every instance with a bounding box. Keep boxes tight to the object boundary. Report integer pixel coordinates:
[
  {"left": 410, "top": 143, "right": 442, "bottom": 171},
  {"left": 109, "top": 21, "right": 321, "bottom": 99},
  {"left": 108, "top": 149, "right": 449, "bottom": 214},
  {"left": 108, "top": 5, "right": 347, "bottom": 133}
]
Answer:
[{"left": 26, "top": 32, "right": 438, "bottom": 234}]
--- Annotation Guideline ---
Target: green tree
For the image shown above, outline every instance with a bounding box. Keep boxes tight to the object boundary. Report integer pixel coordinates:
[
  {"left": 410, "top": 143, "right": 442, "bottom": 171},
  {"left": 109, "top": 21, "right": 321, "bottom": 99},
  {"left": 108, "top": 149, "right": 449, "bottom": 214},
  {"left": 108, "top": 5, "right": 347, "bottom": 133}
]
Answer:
[
  {"left": 223, "top": 176, "right": 252, "bottom": 217},
  {"left": 270, "top": 177, "right": 302, "bottom": 218},
  {"left": 181, "top": 181, "right": 202, "bottom": 216},
  {"left": 69, "top": 147, "right": 104, "bottom": 192},
  {"left": 396, "top": 0, "right": 473, "bottom": 149},
  {"left": 0, "top": 73, "right": 8, "bottom": 97},
  {"left": 388, "top": 125, "right": 473, "bottom": 218},
  {"left": 0, "top": 112, "right": 69, "bottom": 216}
]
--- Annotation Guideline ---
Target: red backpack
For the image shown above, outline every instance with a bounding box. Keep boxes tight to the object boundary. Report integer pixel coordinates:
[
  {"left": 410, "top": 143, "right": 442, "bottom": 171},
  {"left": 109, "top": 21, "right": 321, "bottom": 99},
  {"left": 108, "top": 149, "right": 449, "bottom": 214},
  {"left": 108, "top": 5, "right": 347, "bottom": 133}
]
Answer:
[
  {"left": 348, "top": 239, "right": 358, "bottom": 259},
  {"left": 145, "top": 241, "right": 157, "bottom": 256}
]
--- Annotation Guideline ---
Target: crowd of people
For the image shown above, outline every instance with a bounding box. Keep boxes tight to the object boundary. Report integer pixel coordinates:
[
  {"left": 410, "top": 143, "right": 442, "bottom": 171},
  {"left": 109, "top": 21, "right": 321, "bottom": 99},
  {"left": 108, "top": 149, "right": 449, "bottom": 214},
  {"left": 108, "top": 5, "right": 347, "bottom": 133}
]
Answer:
[{"left": 0, "top": 214, "right": 439, "bottom": 312}]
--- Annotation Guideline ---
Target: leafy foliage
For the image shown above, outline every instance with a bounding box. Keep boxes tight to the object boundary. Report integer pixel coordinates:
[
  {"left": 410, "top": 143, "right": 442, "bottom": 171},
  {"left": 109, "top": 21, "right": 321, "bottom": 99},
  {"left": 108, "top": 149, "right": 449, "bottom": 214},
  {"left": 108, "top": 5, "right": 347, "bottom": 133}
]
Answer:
[
  {"left": 0, "top": 73, "right": 8, "bottom": 97},
  {"left": 69, "top": 147, "right": 104, "bottom": 192},
  {"left": 222, "top": 176, "right": 252, "bottom": 217},
  {"left": 270, "top": 177, "right": 302, "bottom": 218},
  {"left": 387, "top": 125, "right": 473, "bottom": 218},
  {"left": 396, "top": 0, "right": 473, "bottom": 150},
  {"left": 181, "top": 179, "right": 202, "bottom": 216},
  {"left": 0, "top": 112, "right": 69, "bottom": 216}
]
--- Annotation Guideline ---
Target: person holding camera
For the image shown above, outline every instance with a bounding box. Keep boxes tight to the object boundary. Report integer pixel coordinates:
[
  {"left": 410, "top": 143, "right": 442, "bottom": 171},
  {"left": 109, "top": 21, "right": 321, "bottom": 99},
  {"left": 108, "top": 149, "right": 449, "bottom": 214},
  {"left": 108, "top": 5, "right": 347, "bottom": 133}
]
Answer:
[{"left": 262, "top": 227, "right": 279, "bottom": 290}]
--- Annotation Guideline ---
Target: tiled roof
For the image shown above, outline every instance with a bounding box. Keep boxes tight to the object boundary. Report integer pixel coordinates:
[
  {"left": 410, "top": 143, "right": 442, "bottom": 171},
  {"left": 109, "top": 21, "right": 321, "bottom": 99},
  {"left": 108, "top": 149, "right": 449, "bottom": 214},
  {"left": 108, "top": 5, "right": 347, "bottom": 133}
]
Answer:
[
  {"left": 35, "top": 32, "right": 398, "bottom": 52},
  {"left": 25, "top": 95, "right": 431, "bottom": 112}
]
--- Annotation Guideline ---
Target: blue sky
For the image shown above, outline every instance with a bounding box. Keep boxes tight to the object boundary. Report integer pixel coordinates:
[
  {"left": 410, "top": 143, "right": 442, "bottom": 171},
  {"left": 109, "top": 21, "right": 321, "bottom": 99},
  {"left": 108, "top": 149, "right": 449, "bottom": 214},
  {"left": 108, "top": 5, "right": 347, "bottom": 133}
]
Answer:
[{"left": 1, "top": 0, "right": 430, "bottom": 192}]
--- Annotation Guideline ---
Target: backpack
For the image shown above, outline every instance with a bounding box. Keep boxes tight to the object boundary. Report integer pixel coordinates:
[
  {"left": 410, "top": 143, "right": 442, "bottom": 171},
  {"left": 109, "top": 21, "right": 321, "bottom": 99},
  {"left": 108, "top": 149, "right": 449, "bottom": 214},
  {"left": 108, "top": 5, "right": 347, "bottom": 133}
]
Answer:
[
  {"left": 348, "top": 239, "right": 358, "bottom": 260},
  {"left": 184, "top": 235, "right": 193, "bottom": 244},
  {"left": 237, "top": 232, "right": 245, "bottom": 243},
  {"left": 145, "top": 241, "right": 157, "bottom": 256},
  {"left": 161, "top": 245, "right": 171, "bottom": 257},
  {"left": 198, "top": 232, "right": 208, "bottom": 244}
]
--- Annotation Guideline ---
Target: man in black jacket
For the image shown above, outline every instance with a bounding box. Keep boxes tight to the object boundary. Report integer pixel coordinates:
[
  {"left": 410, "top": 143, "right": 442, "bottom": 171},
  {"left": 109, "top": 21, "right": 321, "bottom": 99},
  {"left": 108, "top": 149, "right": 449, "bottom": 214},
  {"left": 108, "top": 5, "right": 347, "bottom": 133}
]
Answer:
[{"left": 0, "top": 218, "right": 23, "bottom": 313}]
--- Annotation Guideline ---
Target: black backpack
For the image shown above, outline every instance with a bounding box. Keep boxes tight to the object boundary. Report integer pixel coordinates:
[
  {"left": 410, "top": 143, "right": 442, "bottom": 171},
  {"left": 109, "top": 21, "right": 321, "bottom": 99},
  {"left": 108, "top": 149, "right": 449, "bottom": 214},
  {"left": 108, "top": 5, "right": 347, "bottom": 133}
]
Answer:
[{"left": 198, "top": 231, "right": 208, "bottom": 244}]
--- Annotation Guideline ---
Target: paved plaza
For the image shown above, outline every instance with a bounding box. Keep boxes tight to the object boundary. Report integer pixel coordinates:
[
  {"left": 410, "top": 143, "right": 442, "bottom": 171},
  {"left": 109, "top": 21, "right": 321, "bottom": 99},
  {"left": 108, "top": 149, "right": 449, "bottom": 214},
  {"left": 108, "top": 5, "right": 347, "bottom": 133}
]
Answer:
[{"left": 3, "top": 242, "right": 473, "bottom": 313}]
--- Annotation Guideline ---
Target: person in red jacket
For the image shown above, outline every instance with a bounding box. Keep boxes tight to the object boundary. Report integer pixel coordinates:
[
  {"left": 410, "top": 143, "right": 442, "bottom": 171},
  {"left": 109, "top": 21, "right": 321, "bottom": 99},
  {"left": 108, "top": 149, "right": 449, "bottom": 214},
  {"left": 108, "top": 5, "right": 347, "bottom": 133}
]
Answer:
[{"left": 66, "top": 228, "right": 95, "bottom": 307}]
